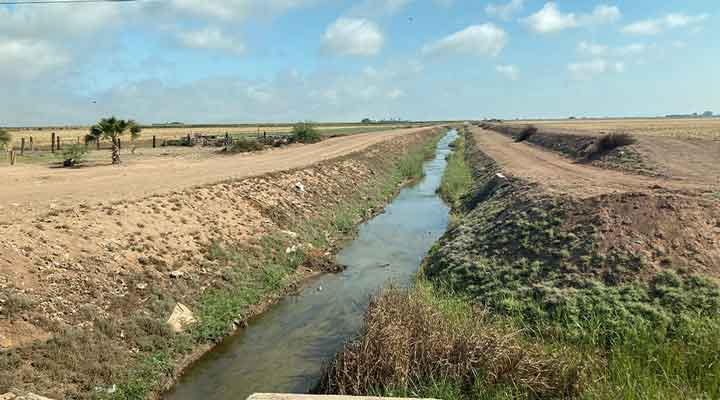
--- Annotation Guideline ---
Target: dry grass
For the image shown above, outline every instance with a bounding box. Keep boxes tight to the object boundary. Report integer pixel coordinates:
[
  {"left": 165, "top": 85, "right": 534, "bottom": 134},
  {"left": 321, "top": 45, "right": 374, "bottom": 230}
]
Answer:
[
  {"left": 508, "top": 118, "right": 720, "bottom": 140},
  {"left": 583, "top": 132, "right": 637, "bottom": 159},
  {"left": 316, "top": 284, "right": 583, "bottom": 399}
]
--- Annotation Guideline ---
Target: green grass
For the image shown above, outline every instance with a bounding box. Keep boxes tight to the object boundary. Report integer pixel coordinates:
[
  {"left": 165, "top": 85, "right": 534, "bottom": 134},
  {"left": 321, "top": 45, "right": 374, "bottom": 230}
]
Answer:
[{"left": 439, "top": 134, "right": 473, "bottom": 208}]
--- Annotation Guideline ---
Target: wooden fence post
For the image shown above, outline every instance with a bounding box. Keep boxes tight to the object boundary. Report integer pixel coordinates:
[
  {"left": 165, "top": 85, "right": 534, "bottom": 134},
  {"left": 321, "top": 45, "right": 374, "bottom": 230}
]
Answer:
[
  {"left": 51, "top": 132, "right": 56, "bottom": 153},
  {"left": 10, "top": 149, "right": 16, "bottom": 166},
  {"left": 20, "top": 138, "right": 25, "bottom": 156},
  {"left": 57, "top": 136, "right": 61, "bottom": 151},
  {"left": 29, "top": 136, "right": 34, "bottom": 152},
  {"left": 153, "top": 136, "right": 156, "bottom": 148},
  {"left": 118, "top": 138, "right": 121, "bottom": 150}
]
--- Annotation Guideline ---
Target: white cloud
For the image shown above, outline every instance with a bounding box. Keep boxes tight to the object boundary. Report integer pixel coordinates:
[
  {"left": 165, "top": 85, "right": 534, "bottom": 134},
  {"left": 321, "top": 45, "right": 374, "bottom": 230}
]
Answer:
[
  {"left": 166, "top": 0, "right": 319, "bottom": 21},
  {"left": 522, "top": 2, "right": 621, "bottom": 33},
  {"left": 422, "top": 24, "right": 507, "bottom": 57},
  {"left": 578, "top": 41, "right": 608, "bottom": 56},
  {"left": 568, "top": 59, "right": 624, "bottom": 80},
  {"left": 579, "top": 4, "right": 621, "bottom": 25},
  {"left": 177, "top": 27, "right": 245, "bottom": 54},
  {"left": 0, "top": 38, "right": 70, "bottom": 79},
  {"left": 486, "top": 0, "right": 524, "bottom": 21},
  {"left": 322, "top": 18, "right": 384, "bottom": 56},
  {"left": 522, "top": 2, "right": 577, "bottom": 33},
  {"left": 496, "top": 64, "right": 519, "bottom": 80},
  {"left": 622, "top": 13, "right": 708, "bottom": 35}
]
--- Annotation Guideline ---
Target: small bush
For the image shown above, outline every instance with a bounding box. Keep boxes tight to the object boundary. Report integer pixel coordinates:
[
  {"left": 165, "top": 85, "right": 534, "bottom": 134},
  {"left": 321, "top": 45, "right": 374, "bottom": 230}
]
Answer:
[
  {"left": 60, "top": 144, "right": 88, "bottom": 167},
  {"left": 0, "top": 129, "right": 11, "bottom": 150},
  {"left": 226, "top": 137, "right": 264, "bottom": 153},
  {"left": 515, "top": 125, "right": 538, "bottom": 142},
  {"left": 292, "top": 122, "right": 321, "bottom": 144},
  {"left": 585, "top": 132, "right": 636, "bottom": 158}
]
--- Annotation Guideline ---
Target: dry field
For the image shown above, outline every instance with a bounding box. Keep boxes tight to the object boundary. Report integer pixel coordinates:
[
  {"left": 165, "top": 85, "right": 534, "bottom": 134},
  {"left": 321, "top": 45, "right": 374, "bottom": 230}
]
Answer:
[
  {"left": 508, "top": 117, "right": 720, "bottom": 140},
  {"left": 4, "top": 123, "right": 411, "bottom": 147}
]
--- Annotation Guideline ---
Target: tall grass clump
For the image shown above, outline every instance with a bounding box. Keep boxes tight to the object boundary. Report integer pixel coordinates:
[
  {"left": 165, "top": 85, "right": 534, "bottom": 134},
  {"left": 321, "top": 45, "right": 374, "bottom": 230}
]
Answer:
[
  {"left": 316, "top": 283, "right": 583, "bottom": 399},
  {"left": 397, "top": 131, "right": 443, "bottom": 181},
  {"left": 584, "top": 132, "right": 636, "bottom": 158},
  {"left": 514, "top": 125, "right": 538, "bottom": 142},
  {"left": 226, "top": 137, "right": 264, "bottom": 153},
  {"left": 439, "top": 136, "right": 472, "bottom": 207},
  {"left": 292, "top": 121, "right": 322, "bottom": 143}
]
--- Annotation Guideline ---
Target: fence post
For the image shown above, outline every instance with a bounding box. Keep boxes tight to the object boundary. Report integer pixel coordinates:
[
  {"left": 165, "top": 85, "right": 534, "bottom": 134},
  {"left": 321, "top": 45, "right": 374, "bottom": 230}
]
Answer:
[
  {"left": 153, "top": 136, "right": 156, "bottom": 148},
  {"left": 29, "top": 136, "right": 34, "bottom": 152},
  {"left": 57, "top": 136, "right": 61, "bottom": 151},
  {"left": 20, "top": 138, "right": 25, "bottom": 156},
  {"left": 51, "top": 132, "right": 56, "bottom": 153},
  {"left": 77, "top": 136, "right": 80, "bottom": 144},
  {"left": 10, "top": 149, "right": 16, "bottom": 166},
  {"left": 118, "top": 138, "right": 121, "bottom": 150}
]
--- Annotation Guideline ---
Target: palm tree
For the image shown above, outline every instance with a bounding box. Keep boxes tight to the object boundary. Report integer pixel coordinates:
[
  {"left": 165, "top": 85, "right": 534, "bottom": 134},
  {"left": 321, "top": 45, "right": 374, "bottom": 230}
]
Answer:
[{"left": 89, "top": 117, "right": 141, "bottom": 164}]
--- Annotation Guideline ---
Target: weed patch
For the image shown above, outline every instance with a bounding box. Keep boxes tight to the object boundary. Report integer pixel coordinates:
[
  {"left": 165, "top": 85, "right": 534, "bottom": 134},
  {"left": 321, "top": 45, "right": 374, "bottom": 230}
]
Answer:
[
  {"left": 439, "top": 134, "right": 472, "bottom": 208},
  {"left": 584, "top": 132, "right": 636, "bottom": 159},
  {"left": 514, "top": 125, "right": 538, "bottom": 142}
]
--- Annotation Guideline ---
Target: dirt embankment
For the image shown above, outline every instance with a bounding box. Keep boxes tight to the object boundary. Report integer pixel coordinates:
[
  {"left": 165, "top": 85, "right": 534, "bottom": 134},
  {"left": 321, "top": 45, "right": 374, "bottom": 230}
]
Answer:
[
  {"left": 480, "top": 122, "right": 720, "bottom": 186},
  {"left": 0, "top": 127, "right": 440, "bottom": 399},
  {"left": 425, "top": 127, "right": 720, "bottom": 313}
]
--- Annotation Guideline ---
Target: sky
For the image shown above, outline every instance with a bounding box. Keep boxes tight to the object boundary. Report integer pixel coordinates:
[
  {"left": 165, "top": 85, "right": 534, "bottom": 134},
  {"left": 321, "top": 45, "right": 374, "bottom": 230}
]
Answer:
[{"left": 1, "top": 0, "right": 718, "bottom": 126}]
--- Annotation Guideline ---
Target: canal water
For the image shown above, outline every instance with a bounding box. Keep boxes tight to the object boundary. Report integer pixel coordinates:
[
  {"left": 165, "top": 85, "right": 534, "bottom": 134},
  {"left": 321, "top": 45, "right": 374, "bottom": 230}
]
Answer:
[{"left": 164, "top": 129, "right": 456, "bottom": 400}]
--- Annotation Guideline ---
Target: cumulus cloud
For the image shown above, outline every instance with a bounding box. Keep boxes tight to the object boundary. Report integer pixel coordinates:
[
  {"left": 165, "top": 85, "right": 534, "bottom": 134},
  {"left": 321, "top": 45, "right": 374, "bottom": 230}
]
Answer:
[
  {"left": 622, "top": 13, "right": 709, "bottom": 35},
  {"left": 496, "top": 64, "right": 519, "bottom": 80},
  {"left": 568, "top": 59, "right": 624, "bottom": 80},
  {"left": 486, "top": 0, "right": 524, "bottom": 21},
  {"left": 422, "top": 24, "right": 507, "bottom": 57},
  {"left": 322, "top": 18, "right": 384, "bottom": 56},
  {"left": 177, "top": 27, "right": 245, "bottom": 54},
  {"left": 522, "top": 3, "right": 621, "bottom": 33}
]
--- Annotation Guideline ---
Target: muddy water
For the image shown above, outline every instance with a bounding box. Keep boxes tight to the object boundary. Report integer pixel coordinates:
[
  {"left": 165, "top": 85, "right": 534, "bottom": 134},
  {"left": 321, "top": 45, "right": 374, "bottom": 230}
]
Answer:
[{"left": 164, "top": 130, "right": 456, "bottom": 400}]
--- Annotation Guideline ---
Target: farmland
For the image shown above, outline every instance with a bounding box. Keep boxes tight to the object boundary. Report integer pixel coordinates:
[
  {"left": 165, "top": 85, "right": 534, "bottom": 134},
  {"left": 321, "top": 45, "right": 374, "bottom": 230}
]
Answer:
[{"left": 507, "top": 117, "right": 720, "bottom": 140}]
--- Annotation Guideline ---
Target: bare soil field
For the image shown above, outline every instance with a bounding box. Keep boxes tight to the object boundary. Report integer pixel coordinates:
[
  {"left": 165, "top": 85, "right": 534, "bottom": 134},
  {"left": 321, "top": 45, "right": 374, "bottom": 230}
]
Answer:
[
  {"left": 0, "top": 126, "right": 430, "bottom": 223},
  {"left": 508, "top": 117, "right": 720, "bottom": 140}
]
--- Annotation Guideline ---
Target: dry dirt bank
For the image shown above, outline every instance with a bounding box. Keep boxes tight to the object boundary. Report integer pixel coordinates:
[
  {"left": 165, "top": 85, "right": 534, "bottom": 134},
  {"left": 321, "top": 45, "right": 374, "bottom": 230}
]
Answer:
[
  {"left": 481, "top": 122, "right": 720, "bottom": 186},
  {"left": 426, "top": 127, "right": 720, "bottom": 294},
  {"left": 0, "top": 127, "right": 441, "bottom": 399},
  {"left": 0, "top": 126, "right": 430, "bottom": 223}
]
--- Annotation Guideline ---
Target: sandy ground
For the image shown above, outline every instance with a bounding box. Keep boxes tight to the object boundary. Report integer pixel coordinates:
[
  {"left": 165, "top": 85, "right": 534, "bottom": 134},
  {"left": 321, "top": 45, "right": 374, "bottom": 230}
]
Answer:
[
  {"left": 470, "top": 128, "right": 718, "bottom": 198},
  {"left": 0, "top": 127, "right": 430, "bottom": 223}
]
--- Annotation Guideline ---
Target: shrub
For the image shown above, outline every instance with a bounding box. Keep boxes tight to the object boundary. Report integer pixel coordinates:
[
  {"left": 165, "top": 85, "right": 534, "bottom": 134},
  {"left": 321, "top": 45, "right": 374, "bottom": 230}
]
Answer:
[
  {"left": 0, "top": 129, "right": 11, "bottom": 150},
  {"left": 292, "top": 122, "right": 321, "bottom": 144},
  {"left": 226, "top": 137, "right": 264, "bottom": 153},
  {"left": 585, "top": 132, "right": 636, "bottom": 158},
  {"left": 515, "top": 125, "right": 538, "bottom": 142},
  {"left": 60, "top": 144, "right": 88, "bottom": 167}
]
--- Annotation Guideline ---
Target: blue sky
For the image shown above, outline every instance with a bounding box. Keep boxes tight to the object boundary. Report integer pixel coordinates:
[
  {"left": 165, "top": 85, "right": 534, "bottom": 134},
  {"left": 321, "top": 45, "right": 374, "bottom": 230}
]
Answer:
[{"left": 1, "top": 0, "right": 717, "bottom": 125}]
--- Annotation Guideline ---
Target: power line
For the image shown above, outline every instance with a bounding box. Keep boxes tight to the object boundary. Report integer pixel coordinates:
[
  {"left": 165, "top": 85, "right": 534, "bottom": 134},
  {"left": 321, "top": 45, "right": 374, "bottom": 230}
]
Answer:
[{"left": 0, "top": 0, "right": 142, "bottom": 4}]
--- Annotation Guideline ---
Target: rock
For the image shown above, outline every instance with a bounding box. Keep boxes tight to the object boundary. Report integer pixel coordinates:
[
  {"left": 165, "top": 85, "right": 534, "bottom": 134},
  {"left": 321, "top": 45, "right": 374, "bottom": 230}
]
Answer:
[
  {"left": 167, "top": 303, "right": 196, "bottom": 333},
  {"left": 0, "top": 393, "right": 16, "bottom": 400},
  {"left": 285, "top": 245, "right": 298, "bottom": 254},
  {"left": 135, "top": 282, "right": 148, "bottom": 290},
  {"left": 280, "top": 230, "right": 298, "bottom": 238},
  {"left": 495, "top": 173, "right": 507, "bottom": 180},
  {"left": 295, "top": 182, "right": 305, "bottom": 193}
]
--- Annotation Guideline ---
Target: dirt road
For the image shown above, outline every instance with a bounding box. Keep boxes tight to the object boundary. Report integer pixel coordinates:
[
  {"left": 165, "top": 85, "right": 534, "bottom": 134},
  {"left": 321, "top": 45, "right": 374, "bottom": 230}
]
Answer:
[
  {"left": 470, "top": 128, "right": 717, "bottom": 198},
  {"left": 0, "top": 126, "right": 432, "bottom": 223}
]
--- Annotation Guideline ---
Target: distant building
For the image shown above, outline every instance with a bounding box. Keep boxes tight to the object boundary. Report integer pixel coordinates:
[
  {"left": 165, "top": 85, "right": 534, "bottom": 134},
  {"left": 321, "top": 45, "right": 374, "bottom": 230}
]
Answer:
[{"left": 702, "top": 111, "right": 714, "bottom": 117}]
